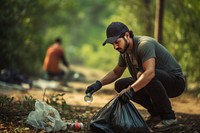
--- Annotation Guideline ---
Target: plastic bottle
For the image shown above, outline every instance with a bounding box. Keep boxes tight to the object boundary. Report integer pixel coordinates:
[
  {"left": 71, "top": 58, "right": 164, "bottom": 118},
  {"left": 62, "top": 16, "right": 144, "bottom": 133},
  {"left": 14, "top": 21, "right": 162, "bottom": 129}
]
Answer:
[
  {"left": 84, "top": 93, "right": 93, "bottom": 103},
  {"left": 67, "top": 122, "right": 84, "bottom": 132}
]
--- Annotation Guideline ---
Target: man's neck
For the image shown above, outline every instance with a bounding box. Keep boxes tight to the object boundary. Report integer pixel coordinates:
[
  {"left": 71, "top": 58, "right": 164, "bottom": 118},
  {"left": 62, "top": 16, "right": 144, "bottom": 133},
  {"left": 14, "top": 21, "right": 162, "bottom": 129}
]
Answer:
[{"left": 126, "top": 38, "right": 134, "bottom": 53}]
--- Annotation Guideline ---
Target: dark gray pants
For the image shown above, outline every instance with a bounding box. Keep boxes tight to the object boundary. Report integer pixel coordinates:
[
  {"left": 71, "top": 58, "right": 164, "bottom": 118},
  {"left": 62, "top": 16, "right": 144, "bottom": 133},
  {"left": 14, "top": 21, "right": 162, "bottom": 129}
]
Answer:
[{"left": 114, "top": 69, "right": 185, "bottom": 120}]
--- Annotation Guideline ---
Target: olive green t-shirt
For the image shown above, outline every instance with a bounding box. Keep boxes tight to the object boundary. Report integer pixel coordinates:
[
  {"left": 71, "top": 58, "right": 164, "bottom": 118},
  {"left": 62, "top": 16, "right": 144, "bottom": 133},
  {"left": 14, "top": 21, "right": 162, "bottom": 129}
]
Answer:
[{"left": 118, "top": 36, "right": 184, "bottom": 80}]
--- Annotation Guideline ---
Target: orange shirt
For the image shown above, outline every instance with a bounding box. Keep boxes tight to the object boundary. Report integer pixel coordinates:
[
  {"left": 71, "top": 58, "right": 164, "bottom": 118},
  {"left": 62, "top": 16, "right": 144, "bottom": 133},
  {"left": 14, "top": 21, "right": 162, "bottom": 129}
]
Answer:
[{"left": 43, "top": 43, "right": 64, "bottom": 73}]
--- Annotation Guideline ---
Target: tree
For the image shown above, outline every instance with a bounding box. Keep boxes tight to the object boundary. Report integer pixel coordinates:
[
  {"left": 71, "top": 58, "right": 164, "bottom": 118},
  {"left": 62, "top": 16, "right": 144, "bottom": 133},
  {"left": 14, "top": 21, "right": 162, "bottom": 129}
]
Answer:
[{"left": 154, "top": 0, "right": 165, "bottom": 43}]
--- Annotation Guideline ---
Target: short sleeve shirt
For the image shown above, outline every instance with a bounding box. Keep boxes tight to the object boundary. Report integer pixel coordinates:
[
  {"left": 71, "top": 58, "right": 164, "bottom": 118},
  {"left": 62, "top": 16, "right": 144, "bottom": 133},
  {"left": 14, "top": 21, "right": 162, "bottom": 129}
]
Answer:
[{"left": 118, "top": 36, "right": 184, "bottom": 80}]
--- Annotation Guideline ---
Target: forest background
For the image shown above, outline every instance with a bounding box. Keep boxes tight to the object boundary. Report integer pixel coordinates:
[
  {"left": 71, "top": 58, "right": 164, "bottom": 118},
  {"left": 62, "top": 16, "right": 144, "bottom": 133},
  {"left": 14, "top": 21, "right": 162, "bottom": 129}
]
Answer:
[{"left": 0, "top": 0, "right": 199, "bottom": 83}]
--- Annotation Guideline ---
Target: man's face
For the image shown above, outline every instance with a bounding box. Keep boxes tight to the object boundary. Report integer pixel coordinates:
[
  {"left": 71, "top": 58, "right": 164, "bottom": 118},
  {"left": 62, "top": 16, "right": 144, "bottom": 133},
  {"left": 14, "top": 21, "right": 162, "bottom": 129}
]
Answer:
[{"left": 113, "top": 37, "right": 127, "bottom": 53}]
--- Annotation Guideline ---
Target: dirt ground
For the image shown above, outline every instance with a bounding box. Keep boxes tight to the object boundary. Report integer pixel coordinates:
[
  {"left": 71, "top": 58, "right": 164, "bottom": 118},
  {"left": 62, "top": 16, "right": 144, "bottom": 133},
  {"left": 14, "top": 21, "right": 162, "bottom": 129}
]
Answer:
[
  {"left": 1, "top": 81, "right": 200, "bottom": 115},
  {"left": 1, "top": 65, "right": 200, "bottom": 114},
  {"left": 0, "top": 66, "right": 200, "bottom": 132}
]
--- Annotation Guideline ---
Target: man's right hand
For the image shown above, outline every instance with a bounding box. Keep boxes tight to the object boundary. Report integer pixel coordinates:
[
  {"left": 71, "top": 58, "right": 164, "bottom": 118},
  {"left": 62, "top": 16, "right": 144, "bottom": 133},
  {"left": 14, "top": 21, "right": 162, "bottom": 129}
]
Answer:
[{"left": 85, "top": 80, "right": 102, "bottom": 95}]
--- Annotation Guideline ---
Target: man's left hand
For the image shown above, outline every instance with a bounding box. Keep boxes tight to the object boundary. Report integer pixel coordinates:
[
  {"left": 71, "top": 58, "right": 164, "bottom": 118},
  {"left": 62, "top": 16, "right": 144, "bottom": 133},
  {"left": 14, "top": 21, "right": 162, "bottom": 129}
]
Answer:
[{"left": 118, "top": 86, "right": 135, "bottom": 103}]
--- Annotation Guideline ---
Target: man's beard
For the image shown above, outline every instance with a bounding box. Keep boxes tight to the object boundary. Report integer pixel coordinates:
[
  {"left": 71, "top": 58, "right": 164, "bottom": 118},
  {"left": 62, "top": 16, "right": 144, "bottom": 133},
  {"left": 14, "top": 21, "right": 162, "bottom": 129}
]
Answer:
[{"left": 120, "top": 37, "right": 129, "bottom": 54}]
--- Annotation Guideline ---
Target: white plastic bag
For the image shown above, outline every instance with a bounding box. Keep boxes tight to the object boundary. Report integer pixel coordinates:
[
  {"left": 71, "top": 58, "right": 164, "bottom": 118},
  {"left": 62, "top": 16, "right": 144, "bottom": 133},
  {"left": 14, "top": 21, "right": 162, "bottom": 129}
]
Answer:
[{"left": 26, "top": 100, "right": 67, "bottom": 132}]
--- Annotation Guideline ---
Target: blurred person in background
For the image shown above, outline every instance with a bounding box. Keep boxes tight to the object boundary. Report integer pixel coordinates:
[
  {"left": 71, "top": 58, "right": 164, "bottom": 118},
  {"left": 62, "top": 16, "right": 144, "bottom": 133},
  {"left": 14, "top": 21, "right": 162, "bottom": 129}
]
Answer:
[
  {"left": 85, "top": 22, "right": 185, "bottom": 132},
  {"left": 43, "top": 37, "right": 70, "bottom": 86}
]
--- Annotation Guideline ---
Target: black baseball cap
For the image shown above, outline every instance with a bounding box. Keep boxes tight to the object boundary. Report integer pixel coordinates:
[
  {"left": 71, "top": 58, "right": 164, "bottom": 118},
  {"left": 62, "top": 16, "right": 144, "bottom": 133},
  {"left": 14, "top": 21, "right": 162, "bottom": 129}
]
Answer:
[{"left": 102, "top": 22, "right": 129, "bottom": 46}]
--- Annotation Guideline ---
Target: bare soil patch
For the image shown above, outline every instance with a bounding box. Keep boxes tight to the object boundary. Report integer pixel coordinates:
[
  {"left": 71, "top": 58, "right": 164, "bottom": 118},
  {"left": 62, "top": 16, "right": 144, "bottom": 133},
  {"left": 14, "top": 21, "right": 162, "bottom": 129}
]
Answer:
[{"left": 0, "top": 66, "right": 200, "bottom": 132}]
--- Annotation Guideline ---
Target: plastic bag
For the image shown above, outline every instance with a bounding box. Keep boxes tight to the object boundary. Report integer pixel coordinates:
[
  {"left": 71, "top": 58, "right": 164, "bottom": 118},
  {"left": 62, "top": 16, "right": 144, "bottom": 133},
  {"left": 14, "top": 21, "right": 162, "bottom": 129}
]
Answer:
[
  {"left": 90, "top": 96, "right": 150, "bottom": 133},
  {"left": 26, "top": 101, "right": 67, "bottom": 132}
]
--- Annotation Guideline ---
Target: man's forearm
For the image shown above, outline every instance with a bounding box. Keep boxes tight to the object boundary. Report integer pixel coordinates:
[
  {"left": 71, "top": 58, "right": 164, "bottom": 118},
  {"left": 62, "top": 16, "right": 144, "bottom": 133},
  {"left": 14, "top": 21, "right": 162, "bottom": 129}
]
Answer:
[
  {"left": 131, "top": 70, "right": 155, "bottom": 92},
  {"left": 99, "top": 70, "right": 120, "bottom": 86}
]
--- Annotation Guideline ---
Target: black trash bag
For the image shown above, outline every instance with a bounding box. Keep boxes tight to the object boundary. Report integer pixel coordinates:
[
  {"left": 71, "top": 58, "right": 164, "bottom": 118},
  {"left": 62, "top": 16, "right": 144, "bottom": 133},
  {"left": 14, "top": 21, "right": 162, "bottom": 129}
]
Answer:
[
  {"left": 90, "top": 96, "right": 150, "bottom": 133},
  {"left": 0, "top": 68, "right": 32, "bottom": 86}
]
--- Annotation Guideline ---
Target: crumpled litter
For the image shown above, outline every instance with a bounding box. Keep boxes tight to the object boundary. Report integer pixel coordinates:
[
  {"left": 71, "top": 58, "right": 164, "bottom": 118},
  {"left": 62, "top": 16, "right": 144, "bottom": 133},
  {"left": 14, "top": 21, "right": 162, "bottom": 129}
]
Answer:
[{"left": 26, "top": 100, "right": 67, "bottom": 132}]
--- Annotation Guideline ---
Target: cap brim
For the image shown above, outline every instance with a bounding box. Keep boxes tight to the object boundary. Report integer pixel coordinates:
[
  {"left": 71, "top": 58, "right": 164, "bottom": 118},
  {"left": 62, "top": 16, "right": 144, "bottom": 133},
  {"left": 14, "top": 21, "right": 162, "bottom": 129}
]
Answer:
[{"left": 102, "top": 35, "right": 121, "bottom": 46}]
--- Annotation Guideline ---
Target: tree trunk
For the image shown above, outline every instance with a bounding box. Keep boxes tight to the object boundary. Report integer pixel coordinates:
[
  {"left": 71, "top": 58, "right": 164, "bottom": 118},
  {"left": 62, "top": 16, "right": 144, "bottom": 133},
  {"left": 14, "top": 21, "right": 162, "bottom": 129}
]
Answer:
[
  {"left": 154, "top": 0, "right": 165, "bottom": 43},
  {"left": 143, "top": 0, "right": 152, "bottom": 36}
]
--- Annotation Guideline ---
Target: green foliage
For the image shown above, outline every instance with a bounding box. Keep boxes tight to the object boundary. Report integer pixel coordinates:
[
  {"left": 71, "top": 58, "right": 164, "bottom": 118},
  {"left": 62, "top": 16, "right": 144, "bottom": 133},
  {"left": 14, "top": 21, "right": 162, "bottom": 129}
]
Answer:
[
  {"left": 0, "top": 0, "right": 118, "bottom": 74},
  {"left": 46, "top": 93, "right": 69, "bottom": 113},
  {"left": 22, "top": 96, "right": 36, "bottom": 112},
  {"left": 0, "top": 0, "right": 199, "bottom": 82},
  {"left": 0, "top": 95, "right": 14, "bottom": 108},
  {"left": 79, "top": 43, "right": 118, "bottom": 70},
  {"left": 164, "top": 0, "right": 200, "bottom": 81},
  {"left": 0, "top": 0, "right": 46, "bottom": 74},
  {"left": 118, "top": 0, "right": 155, "bottom": 36}
]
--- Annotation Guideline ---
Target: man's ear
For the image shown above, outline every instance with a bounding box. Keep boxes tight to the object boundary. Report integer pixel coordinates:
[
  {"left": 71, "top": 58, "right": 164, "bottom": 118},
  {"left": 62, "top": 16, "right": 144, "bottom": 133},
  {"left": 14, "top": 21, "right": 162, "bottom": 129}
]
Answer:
[{"left": 124, "top": 32, "right": 129, "bottom": 39}]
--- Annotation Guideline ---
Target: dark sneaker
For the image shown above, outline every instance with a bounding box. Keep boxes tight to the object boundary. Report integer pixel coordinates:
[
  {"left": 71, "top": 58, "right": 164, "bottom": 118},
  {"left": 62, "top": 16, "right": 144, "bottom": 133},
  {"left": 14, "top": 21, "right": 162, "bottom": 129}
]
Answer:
[{"left": 152, "top": 119, "right": 179, "bottom": 132}]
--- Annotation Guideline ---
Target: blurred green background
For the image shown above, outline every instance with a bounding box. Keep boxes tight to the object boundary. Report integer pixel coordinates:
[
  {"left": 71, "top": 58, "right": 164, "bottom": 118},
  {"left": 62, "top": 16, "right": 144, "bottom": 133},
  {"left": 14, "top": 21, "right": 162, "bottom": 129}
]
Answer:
[{"left": 0, "top": 0, "right": 199, "bottom": 82}]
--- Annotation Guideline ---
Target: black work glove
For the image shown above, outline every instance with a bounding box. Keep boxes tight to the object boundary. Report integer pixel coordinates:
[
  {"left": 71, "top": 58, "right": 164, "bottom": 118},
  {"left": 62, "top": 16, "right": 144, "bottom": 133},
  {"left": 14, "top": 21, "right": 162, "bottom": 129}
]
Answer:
[
  {"left": 85, "top": 80, "right": 102, "bottom": 95},
  {"left": 118, "top": 86, "right": 135, "bottom": 103}
]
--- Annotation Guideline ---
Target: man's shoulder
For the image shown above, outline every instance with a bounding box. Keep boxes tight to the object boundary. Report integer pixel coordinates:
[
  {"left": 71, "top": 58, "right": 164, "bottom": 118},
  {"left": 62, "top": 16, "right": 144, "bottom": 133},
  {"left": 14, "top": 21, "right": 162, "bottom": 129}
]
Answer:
[
  {"left": 135, "top": 36, "right": 155, "bottom": 42},
  {"left": 135, "top": 36, "right": 159, "bottom": 49}
]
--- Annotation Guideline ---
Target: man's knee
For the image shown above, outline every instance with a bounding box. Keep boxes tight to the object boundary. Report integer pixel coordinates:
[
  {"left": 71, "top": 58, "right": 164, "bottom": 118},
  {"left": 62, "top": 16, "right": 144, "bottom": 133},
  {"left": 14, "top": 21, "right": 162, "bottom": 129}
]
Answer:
[
  {"left": 115, "top": 79, "right": 124, "bottom": 92},
  {"left": 114, "top": 78, "right": 133, "bottom": 92},
  {"left": 145, "top": 78, "right": 161, "bottom": 92}
]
